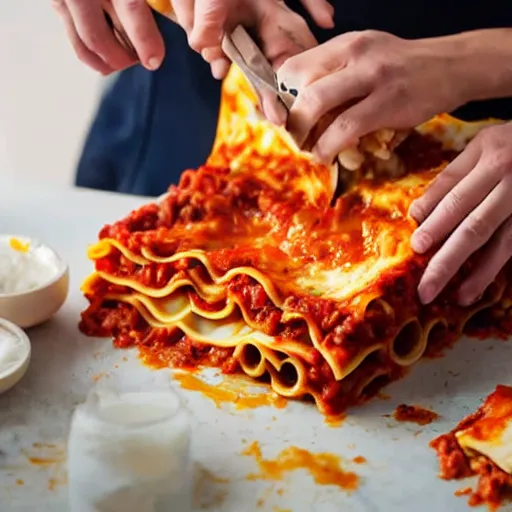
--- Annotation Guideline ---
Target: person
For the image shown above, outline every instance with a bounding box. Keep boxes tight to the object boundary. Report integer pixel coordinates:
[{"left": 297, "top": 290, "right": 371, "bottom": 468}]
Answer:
[{"left": 53, "top": 0, "right": 512, "bottom": 306}]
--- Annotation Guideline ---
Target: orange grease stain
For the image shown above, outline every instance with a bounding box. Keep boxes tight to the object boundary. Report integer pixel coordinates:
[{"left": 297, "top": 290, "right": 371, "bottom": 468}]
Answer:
[
  {"left": 25, "top": 443, "right": 67, "bottom": 491},
  {"left": 377, "top": 392, "right": 391, "bottom": 401},
  {"left": 393, "top": 404, "right": 440, "bottom": 425},
  {"left": 455, "top": 487, "right": 472, "bottom": 497},
  {"left": 16, "top": 479, "right": 24, "bottom": 486},
  {"left": 352, "top": 456, "right": 366, "bottom": 464},
  {"left": 242, "top": 441, "right": 359, "bottom": 491},
  {"left": 274, "top": 508, "right": 292, "bottom": 512},
  {"left": 209, "top": 473, "right": 230, "bottom": 485},
  {"left": 28, "top": 457, "right": 61, "bottom": 465},
  {"left": 173, "top": 373, "right": 287, "bottom": 411},
  {"left": 48, "top": 474, "right": 68, "bottom": 491}
]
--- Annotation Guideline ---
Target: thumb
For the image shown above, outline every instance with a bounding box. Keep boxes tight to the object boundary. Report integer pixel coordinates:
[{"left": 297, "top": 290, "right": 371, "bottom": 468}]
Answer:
[{"left": 188, "top": 0, "right": 229, "bottom": 52}]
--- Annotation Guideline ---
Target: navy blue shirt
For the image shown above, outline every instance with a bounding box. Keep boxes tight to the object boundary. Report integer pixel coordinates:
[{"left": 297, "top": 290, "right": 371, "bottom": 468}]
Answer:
[{"left": 76, "top": 2, "right": 512, "bottom": 196}]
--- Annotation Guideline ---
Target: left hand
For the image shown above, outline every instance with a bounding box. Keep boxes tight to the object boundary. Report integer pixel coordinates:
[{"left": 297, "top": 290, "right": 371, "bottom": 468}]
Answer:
[
  {"left": 275, "top": 30, "right": 469, "bottom": 163},
  {"left": 408, "top": 122, "right": 512, "bottom": 306}
]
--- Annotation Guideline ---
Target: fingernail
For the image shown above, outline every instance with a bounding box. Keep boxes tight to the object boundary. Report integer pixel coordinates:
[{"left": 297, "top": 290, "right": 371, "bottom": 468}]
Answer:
[
  {"left": 323, "top": 15, "right": 335, "bottom": 29},
  {"left": 211, "top": 59, "right": 229, "bottom": 80},
  {"left": 418, "top": 284, "right": 436, "bottom": 305},
  {"left": 211, "top": 65, "right": 223, "bottom": 80},
  {"left": 410, "top": 230, "right": 432, "bottom": 254},
  {"left": 146, "top": 57, "right": 161, "bottom": 70},
  {"left": 201, "top": 49, "right": 210, "bottom": 62}
]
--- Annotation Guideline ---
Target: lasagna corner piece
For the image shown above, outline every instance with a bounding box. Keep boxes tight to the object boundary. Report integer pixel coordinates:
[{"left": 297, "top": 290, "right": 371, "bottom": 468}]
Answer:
[
  {"left": 431, "top": 386, "right": 512, "bottom": 509},
  {"left": 79, "top": 66, "right": 512, "bottom": 416}
]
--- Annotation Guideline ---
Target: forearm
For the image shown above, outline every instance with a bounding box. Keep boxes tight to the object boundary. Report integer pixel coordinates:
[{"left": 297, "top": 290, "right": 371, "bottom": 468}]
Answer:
[{"left": 434, "top": 29, "right": 512, "bottom": 105}]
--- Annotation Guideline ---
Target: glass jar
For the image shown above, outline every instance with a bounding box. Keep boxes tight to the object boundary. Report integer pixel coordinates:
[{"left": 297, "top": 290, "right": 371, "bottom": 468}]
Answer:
[{"left": 67, "top": 385, "right": 191, "bottom": 512}]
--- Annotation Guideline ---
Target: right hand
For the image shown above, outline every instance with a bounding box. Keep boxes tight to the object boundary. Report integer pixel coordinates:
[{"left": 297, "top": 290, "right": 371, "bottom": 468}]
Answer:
[{"left": 52, "top": 0, "right": 165, "bottom": 75}]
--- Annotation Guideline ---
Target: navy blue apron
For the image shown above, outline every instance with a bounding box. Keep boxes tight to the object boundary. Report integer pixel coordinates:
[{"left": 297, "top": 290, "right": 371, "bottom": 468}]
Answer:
[{"left": 76, "top": 2, "right": 512, "bottom": 196}]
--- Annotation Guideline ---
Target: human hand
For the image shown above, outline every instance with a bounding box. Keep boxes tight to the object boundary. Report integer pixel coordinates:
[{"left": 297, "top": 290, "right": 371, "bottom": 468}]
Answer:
[
  {"left": 172, "top": 0, "right": 334, "bottom": 80},
  {"left": 408, "top": 122, "right": 512, "bottom": 305},
  {"left": 52, "top": 0, "right": 165, "bottom": 74},
  {"left": 275, "top": 30, "right": 469, "bottom": 164}
]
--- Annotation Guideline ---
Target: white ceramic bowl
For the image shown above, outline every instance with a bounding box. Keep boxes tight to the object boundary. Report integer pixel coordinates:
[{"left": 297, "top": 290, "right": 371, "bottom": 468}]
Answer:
[
  {"left": 0, "top": 317, "right": 31, "bottom": 394},
  {"left": 0, "top": 235, "right": 69, "bottom": 328}
]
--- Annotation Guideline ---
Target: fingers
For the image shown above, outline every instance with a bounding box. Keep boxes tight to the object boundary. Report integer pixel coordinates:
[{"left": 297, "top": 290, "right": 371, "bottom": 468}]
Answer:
[
  {"left": 201, "top": 46, "right": 230, "bottom": 80},
  {"left": 172, "top": 0, "right": 196, "bottom": 35},
  {"left": 52, "top": 0, "right": 114, "bottom": 74},
  {"left": 286, "top": 70, "right": 371, "bottom": 148},
  {"left": 299, "top": 0, "right": 335, "bottom": 29},
  {"left": 311, "top": 93, "right": 380, "bottom": 163},
  {"left": 173, "top": 0, "right": 230, "bottom": 79},
  {"left": 410, "top": 151, "right": 497, "bottom": 255},
  {"left": 418, "top": 175, "right": 512, "bottom": 304},
  {"left": 408, "top": 142, "right": 480, "bottom": 225},
  {"left": 210, "top": 58, "right": 231, "bottom": 80},
  {"left": 458, "top": 216, "right": 512, "bottom": 305},
  {"left": 64, "top": 0, "right": 134, "bottom": 70},
  {"left": 111, "top": 0, "right": 165, "bottom": 70},
  {"left": 277, "top": 41, "right": 344, "bottom": 92},
  {"left": 189, "top": 0, "right": 228, "bottom": 51}
]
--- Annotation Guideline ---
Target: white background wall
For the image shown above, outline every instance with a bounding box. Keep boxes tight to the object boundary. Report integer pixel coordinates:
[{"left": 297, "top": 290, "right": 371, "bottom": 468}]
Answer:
[{"left": 0, "top": 1, "right": 102, "bottom": 185}]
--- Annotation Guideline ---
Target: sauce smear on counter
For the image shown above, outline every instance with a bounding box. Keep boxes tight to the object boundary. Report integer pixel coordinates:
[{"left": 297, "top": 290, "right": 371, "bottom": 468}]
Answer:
[
  {"left": 173, "top": 372, "right": 287, "bottom": 411},
  {"left": 393, "top": 404, "right": 440, "bottom": 425},
  {"left": 242, "top": 441, "right": 359, "bottom": 492}
]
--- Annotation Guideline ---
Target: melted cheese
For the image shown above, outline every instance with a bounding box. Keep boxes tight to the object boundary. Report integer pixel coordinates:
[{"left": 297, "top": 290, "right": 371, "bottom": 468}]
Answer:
[{"left": 456, "top": 386, "right": 512, "bottom": 474}]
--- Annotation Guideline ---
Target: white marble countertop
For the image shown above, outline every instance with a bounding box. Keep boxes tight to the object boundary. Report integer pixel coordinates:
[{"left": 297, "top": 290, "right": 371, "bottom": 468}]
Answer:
[{"left": 1, "top": 174, "right": 511, "bottom": 512}]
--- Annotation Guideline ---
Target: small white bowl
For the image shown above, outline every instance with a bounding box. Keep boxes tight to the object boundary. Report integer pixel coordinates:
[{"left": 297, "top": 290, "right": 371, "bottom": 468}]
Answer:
[
  {"left": 0, "top": 235, "right": 69, "bottom": 328},
  {"left": 0, "top": 318, "right": 31, "bottom": 394}
]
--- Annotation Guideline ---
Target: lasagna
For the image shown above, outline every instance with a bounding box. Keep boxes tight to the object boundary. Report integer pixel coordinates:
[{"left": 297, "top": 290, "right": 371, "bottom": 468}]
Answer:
[
  {"left": 80, "top": 66, "right": 512, "bottom": 416},
  {"left": 431, "top": 385, "right": 512, "bottom": 508}
]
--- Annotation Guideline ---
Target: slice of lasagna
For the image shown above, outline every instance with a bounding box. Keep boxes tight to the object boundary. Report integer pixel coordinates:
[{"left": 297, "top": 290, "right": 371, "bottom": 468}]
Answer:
[
  {"left": 79, "top": 66, "right": 511, "bottom": 416},
  {"left": 431, "top": 385, "right": 512, "bottom": 508}
]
